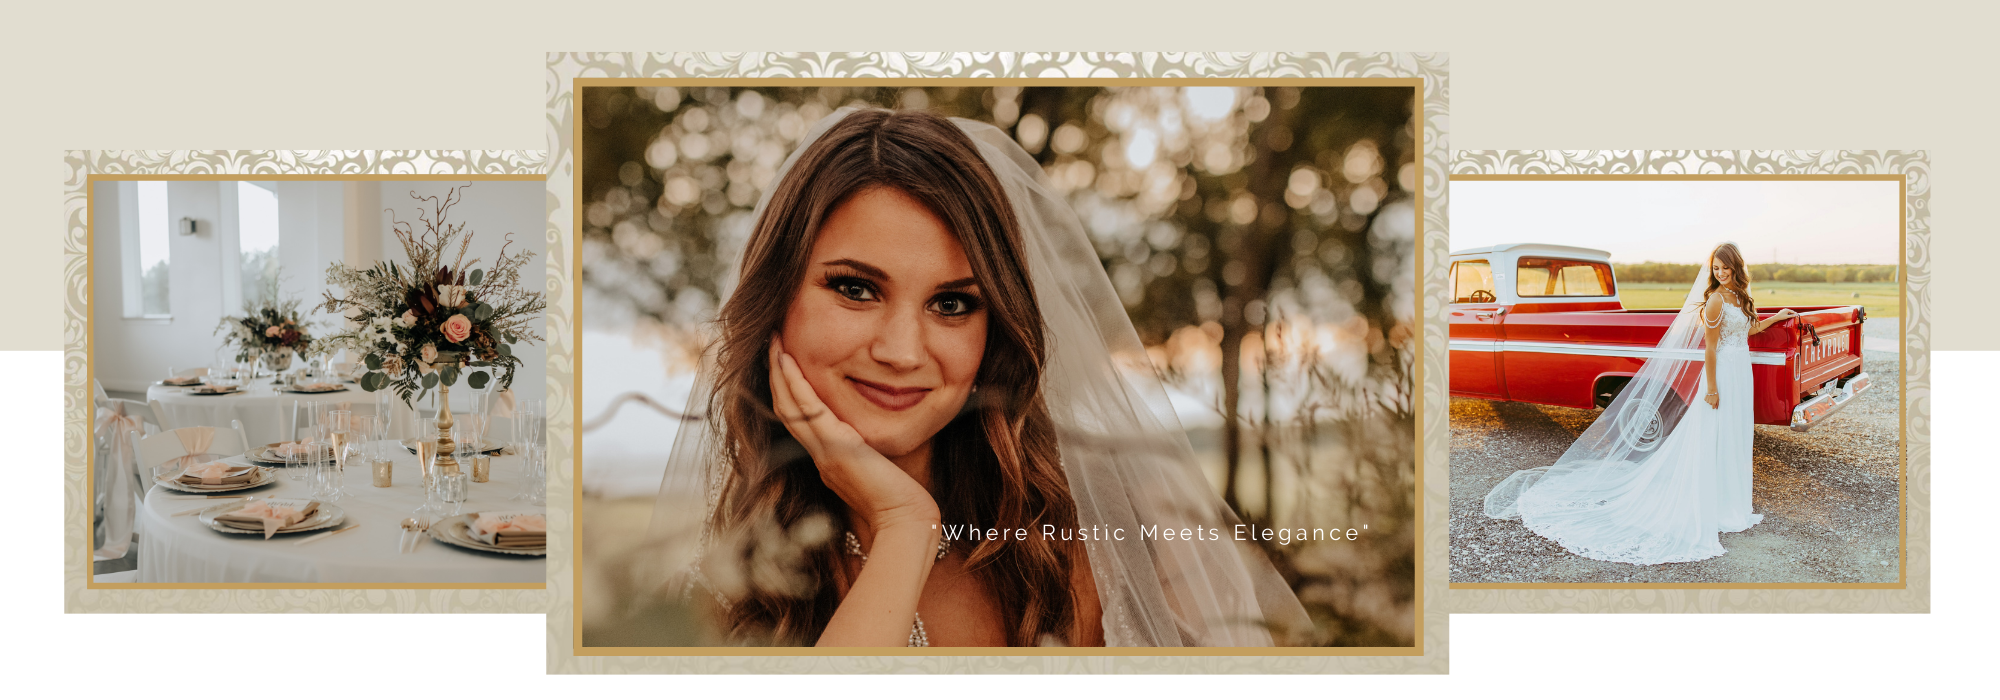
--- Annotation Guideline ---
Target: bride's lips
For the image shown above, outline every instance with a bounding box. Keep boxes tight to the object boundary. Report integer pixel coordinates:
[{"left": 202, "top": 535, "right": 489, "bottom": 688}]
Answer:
[{"left": 847, "top": 377, "right": 931, "bottom": 411}]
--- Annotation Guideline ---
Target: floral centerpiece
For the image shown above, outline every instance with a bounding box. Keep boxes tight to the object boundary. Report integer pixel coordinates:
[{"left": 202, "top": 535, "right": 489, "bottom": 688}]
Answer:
[
  {"left": 215, "top": 279, "right": 315, "bottom": 369},
  {"left": 316, "top": 185, "right": 544, "bottom": 405}
]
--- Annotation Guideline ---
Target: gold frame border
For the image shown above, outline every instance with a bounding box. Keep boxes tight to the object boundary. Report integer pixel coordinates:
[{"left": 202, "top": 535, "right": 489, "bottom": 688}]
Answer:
[
  {"left": 1444, "top": 151, "right": 1930, "bottom": 611},
  {"left": 546, "top": 52, "right": 1449, "bottom": 673},
  {"left": 63, "top": 151, "right": 555, "bottom": 611}
]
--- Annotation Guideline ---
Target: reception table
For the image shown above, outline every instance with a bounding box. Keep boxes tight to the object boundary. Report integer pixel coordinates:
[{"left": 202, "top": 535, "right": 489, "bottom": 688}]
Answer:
[
  {"left": 146, "top": 376, "right": 493, "bottom": 446},
  {"left": 136, "top": 440, "right": 545, "bottom": 584}
]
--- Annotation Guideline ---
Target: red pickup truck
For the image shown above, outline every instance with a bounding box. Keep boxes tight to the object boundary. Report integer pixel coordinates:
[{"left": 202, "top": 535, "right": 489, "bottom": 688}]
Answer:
[{"left": 1448, "top": 244, "right": 1872, "bottom": 431}]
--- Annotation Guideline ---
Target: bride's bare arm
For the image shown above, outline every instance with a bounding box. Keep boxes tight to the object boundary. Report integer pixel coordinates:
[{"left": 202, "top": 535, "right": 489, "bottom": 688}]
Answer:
[
  {"left": 1751, "top": 307, "right": 1799, "bottom": 334},
  {"left": 768, "top": 337, "right": 941, "bottom": 646},
  {"left": 1703, "top": 293, "right": 1723, "bottom": 409}
]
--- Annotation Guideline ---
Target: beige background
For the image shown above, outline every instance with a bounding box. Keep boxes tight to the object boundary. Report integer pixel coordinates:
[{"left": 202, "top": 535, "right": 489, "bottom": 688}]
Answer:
[
  {"left": 10, "top": 1, "right": 1990, "bottom": 690},
  {"left": 6, "top": 2, "right": 1995, "bottom": 351}
]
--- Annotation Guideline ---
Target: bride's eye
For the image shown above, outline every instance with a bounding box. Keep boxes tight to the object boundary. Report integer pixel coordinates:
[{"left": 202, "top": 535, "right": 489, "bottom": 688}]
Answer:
[
  {"left": 929, "top": 292, "right": 982, "bottom": 317},
  {"left": 823, "top": 275, "right": 878, "bottom": 303}
]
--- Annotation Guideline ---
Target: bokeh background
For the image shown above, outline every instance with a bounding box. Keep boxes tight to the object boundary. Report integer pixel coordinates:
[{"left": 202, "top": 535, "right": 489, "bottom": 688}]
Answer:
[{"left": 578, "top": 85, "right": 1418, "bottom": 647}]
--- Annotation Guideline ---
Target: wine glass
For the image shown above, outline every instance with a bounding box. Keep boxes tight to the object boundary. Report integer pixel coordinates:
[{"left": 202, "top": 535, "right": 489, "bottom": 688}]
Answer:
[
  {"left": 323, "top": 410, "right": 353, "bottom": 501},
  {"left": 410, "top": 418, "right": 438, "bottom": 516},
  {"left": 511, "top": 408, "right": 544, "bottom": 502}
]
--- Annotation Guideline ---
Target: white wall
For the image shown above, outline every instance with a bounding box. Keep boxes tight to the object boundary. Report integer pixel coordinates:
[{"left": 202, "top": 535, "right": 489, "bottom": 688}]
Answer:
[
  {"left": 93, "top": 180, "right": 234, "bottom": 392},
  {"left": 373, "top": 181, "right": 547, "bottom": 404}
]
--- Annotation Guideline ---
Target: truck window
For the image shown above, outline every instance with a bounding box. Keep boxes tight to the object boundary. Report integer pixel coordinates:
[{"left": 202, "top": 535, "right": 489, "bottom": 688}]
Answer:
[
  {"left": 1452, "top": 260, "right": 1496, "bottom": 303},
  {"left": 1516, "top": 257, "right": 1615, "bottom": 297}
]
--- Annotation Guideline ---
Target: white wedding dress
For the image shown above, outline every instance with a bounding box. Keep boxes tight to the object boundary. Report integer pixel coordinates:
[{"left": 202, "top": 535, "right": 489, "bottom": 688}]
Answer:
[{"left": 1486, "top": 297, "right": 1763, "bottom": 565}]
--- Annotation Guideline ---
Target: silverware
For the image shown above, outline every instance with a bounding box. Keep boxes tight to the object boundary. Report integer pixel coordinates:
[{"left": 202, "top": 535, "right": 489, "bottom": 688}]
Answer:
[
  {"left": 291, "top": 523, "right": 359, "bottom": 547},
  {"left": 410, "top": 516, "right": 430, "bottom": 553},
  {"left": 399, "top": 518, "right": 419, "bottom": 554}
]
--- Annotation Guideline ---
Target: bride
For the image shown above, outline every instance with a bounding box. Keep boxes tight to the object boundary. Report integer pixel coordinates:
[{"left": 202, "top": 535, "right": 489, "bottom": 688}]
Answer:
[
  {"left": 1484, "top": 242, "right": 1798, "bottom": 565},
  {"left": 651, "top": 108, "right": 1310, "bottom": 646}
]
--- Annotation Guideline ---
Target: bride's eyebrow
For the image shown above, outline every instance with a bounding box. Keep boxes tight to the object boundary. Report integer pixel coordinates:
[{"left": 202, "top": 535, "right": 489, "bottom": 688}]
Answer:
[
  {"left": 934, "top": 277, "right": 978, "bottom": 292},
  {"left": 818, "top": 258, "right": 886, "bottom": 279}
]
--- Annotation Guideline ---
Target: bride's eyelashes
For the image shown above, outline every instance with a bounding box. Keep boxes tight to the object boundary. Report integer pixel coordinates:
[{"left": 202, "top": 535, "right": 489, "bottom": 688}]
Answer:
[
  {"left": 821, "top": 273, "right": 880, "bottom": 303},
  {"left": 928, "top": 291, "right": 983, "bottom": 318},
  {"left": 818, "top": 271, "right": 984, "bottom": 319}
]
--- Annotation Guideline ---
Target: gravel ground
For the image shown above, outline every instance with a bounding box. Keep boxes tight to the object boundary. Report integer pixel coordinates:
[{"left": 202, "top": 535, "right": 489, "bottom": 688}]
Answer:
[{"left": 1450, "top": 349, "right": 1902, "bottom": 584}]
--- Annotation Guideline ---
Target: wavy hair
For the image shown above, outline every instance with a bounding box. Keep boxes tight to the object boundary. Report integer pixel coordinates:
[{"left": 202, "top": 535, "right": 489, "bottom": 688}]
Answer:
[
  {"left": 1704, "top": 242, "right": 1757, "bottom": 319},
  {"left": 706, "top": 109, "right": 1089, "bottom": 646}
]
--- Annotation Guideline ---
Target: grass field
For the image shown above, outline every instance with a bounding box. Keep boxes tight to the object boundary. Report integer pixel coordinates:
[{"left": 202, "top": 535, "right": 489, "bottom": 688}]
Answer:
[{"left": 1618, "top": 281, "right": 1899, "bottom": 318}]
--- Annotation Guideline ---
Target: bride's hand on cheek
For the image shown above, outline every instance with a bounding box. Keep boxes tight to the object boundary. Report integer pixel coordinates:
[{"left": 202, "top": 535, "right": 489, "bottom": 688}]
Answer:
[{"left": 770, "top": 337, "right": 940, "bottom": 532}]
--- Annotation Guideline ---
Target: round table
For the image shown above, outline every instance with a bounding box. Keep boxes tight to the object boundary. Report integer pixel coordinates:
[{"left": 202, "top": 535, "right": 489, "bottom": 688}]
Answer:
[
  {"left": 147, "top": 376, "right": 375, "bottom": 446},
  {"left": 146, "top": 376, "right": 492, "bottom": 446},
  {"left": 136, "top": 440, "right": 545, "bottom": 584}
]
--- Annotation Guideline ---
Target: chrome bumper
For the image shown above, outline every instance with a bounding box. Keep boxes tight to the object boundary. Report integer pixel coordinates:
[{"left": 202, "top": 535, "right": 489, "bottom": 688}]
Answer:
[{"left": 1790, "top": 372, "right": 1872, "bottom": 432}]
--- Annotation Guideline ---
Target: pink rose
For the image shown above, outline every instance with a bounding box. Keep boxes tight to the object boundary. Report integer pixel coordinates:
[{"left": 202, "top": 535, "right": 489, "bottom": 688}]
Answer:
[
  {"left": 440, "top": 314, "right": 472, "bottom": 343},
  {"left": 398, "top": 310, "right": 417, "bottom": 328},
  {"left": 420, "top": 343, "right": 438, "bottom": 365},
  {"left": 265, "top": 326, "right": 281, "bottom": 337}
]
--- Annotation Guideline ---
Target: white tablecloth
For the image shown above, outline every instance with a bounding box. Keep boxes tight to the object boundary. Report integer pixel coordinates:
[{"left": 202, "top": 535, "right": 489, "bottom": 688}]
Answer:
[
  {"left": 146, "top": 377, "right": 492, "bottom": 445},
  {"left": 136, "top": 440, "right": 545, "bottom": 583}
]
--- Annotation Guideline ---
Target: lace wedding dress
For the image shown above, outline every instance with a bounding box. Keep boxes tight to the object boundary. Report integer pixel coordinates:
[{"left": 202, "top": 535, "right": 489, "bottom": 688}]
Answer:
[{"left": 1485, "top": 297, "right": 1763, "bottom": 565}]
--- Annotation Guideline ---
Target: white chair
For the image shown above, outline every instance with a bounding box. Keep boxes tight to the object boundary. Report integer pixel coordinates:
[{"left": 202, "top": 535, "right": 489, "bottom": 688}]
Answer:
[
  {"left": 148, "top": 398, "right": 175, "bottom": 432},
  {"left": 91, "top": 397, "right": 155, "bottom": 561},
  {"left": 131, "top": 420, "right": 252, "bottom": 496}
]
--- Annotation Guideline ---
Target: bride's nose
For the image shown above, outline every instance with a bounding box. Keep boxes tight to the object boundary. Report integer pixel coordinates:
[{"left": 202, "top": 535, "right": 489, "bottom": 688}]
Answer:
[{"left": 868, "top": 304, "right": 927, "bottom": 373}]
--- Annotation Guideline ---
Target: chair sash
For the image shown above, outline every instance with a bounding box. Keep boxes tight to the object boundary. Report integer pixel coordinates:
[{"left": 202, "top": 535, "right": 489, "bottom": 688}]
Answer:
[
  {"left": 172, "top": 426, "right": 217, "bottom": 474},
  {"left": 91, "top": 403, "right": 141, "bottom": 560}
]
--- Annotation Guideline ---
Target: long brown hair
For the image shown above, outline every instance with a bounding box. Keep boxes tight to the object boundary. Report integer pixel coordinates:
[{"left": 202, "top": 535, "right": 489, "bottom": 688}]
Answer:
[
  {"left": 706, "top": 109, "right": 1086, "bottom": 646},
  {"left": 1704, "top": 242, "right": 1757, "bottom": 319}
]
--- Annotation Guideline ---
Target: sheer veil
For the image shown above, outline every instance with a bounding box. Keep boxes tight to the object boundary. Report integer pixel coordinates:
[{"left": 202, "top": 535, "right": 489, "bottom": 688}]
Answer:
[
  {"left": 649, "top": 107, "right": 1312, "bottom": 646},
  {"left": 1484, "top": 259, "right": 1717, "bottom": 522}
]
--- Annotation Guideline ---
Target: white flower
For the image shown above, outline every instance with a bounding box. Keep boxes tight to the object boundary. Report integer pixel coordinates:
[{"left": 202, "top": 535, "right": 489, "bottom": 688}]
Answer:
[{"left": 437, "top": 285, "right": 467, "bottom": 309}]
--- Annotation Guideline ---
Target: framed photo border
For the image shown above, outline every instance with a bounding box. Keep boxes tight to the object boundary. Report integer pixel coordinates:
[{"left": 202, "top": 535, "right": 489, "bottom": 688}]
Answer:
[
  {"left": 545, "top": 51, "right": 1450, "bottom": 673},
  {"left": 62, "top": 150, "right": 554, "bottom": 612},
  {"left": 1444, "top": 150, "right": 1930, "bottom": 613}
]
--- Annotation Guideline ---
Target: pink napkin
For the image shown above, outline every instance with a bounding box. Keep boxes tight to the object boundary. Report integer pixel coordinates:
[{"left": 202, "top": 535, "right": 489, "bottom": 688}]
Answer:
[
  {"left": 215, "top": 499, "right": 321, "bottom": 539},
  {"left": 272, "top": 441, "right": 317, "bottom": 457},
  {"left": 174, "top": 460, "right": 254, "bottom": 486},
  {"left": 468, "top": 512, "right": 546, "bottom": 548}
]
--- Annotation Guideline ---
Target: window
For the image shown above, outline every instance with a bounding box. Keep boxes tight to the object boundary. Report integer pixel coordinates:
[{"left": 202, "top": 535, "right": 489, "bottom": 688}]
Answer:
[
  {"left": 1516, "top": 257, "right": 1614, "bottom": 297},
  {"left": 1451, "top": 260, "right": 1495, "bottom": 303},
  {"left": 238, "top": 182, "right": 281, "bottom": 303},
  {"left": 124, "top": 181, "right": 171, "bottom": 318}
]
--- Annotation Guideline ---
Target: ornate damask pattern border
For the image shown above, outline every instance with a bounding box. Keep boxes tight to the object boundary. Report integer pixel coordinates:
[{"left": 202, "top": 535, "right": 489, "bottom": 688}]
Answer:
[
  {"left": 1445, "top": 150, "right": 1931, "bottom": 613},
  {"left": 545, "top": 51, "right": 1450, "bottom": 674},
  {"left": 63, "top": 150, "right": 552, "bottom": 613}
]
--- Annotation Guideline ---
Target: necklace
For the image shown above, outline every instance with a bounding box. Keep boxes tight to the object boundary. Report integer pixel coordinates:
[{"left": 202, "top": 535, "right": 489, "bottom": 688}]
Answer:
[{"left": 842, "top": 530, "right": 948, "bottom": 647}]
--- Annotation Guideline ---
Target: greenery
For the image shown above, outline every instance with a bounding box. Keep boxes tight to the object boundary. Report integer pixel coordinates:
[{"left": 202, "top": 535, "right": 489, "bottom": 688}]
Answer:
[
  {"left": 316, "top": 184, "right": 546, "bottom": 406},
  {"left": 139, "top": 260, "right": 170, "bottom": 316},
  {"left": 214, "top": 275, "right": 313, "bottom": 361},
  {"left": 1613, "top": 261, "right": 1898, "bottom": 284},
  {"left": 1619, "top": 281, "right": 1899, "bottom": 318}
]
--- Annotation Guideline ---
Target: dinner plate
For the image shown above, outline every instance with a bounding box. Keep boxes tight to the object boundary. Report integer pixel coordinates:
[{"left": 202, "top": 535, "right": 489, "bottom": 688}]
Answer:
[
  {"left": 153, "top": 465, "right": 277, "bottom": 494},
  {"left": 184, "top": 387, "right": 242, "bottom": 396},
  {"left": 426, "top": 513, "right": 546, "bottom": 556},
  {"left": 158, "top": 378, "right": 203, "bottom": 387},
  {"left": 198, "top": 501, "right": 346, "bottom": 536},
  {"left": 244, "top": 443, "right": 332, "bottom": 465},
  {"left": 280, "top": 384, "right": 348, "bottom": 394}
]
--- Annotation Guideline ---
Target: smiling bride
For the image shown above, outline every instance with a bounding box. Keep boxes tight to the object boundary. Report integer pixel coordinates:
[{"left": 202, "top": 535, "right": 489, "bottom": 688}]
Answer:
[{"left": 649, "top": 108, "right": 1310, "bottom": 647}]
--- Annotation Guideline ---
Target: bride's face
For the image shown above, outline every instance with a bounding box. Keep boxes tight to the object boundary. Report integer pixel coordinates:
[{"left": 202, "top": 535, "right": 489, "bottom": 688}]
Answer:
[
  {"left": 780, "top": 186, "right": 988, "bottom": 460},
  {"left": 1711, "top": 256, "right": 1733, "bottom": 286}
]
